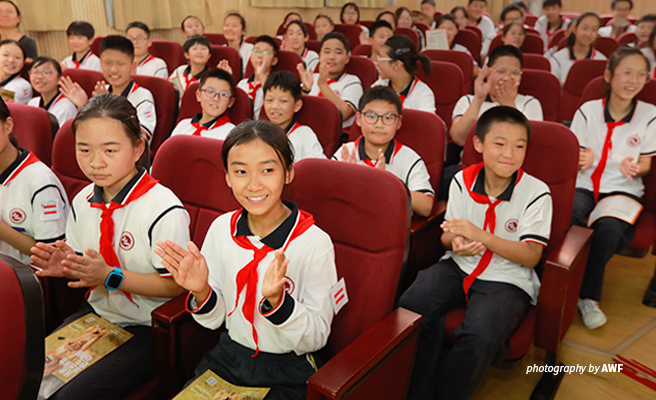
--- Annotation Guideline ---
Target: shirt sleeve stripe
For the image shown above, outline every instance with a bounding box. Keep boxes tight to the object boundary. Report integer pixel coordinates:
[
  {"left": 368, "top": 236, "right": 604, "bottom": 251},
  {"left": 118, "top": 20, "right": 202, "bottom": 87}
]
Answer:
[
  {"left": 31, "top": 184, "right": 66, "bottom": 206},
  {"left": 36, "top": 233, "right": 65, "bottom": 244},
  {"left": 186, "top": 289, "right": 217, "bottom": 314},
  {"left": 525, "top": 192, "right": 551, "bottom": 211},
  {"left": 520, "top": 234, "right": 549, "bottom": 246},
  {"left": 148, "top": 205, "right": 187, "bottom": 246}
]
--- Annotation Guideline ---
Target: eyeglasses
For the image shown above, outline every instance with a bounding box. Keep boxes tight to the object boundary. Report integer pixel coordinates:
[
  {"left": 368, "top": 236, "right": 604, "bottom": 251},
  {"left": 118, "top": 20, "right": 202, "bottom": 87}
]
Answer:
[
  {"left": 199, "top": 89, "right": 231, "bottom": 101},
  {"left": 361, "top": 111, "right": 400, "bottom": 125},
  {"left": 126, "top": 36, "right": 149, "bottom": 44},
  {"left": 492, "top": 68, "right": 522, "bottom": 79},
  {"left": 30, "top": 70, "right": 55, "bottom": 77},
  {"left": 376, "top": 57, "right": 393, "bottom": 62},
  {"left": 253, "top": 49, "right": 272, "bottom": 56}
]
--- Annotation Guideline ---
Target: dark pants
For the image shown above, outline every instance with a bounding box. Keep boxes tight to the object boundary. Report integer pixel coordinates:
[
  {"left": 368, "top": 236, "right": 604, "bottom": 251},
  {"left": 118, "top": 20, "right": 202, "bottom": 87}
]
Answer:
[
  {"left": 570, "top": 189, "right": 636, "bottom": 301},
  {"left": 49, "top": 303, "right": 155, "bottom": 400},
  {"left": 192, "top": 332, "right": 319, "bottom": 400},
  {"left": 399, "top": 258, "right": 531, "bottom": 400}
]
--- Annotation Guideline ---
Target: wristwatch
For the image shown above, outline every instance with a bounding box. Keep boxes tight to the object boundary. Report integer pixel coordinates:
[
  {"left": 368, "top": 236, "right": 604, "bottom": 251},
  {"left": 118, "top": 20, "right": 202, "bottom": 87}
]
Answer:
[{"left": 105, "top": 267, "right": 124, "bottom": 291}]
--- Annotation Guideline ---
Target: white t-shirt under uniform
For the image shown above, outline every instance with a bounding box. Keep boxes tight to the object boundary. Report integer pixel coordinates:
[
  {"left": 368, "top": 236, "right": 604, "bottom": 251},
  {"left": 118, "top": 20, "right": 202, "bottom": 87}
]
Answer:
[
  {"left": 136, "top": 54, "right": 168, "bottom": 79},
  {"left": 171, "top": 113, "right": 235, "bottom": 140},
  {"left": 61, "top": 51, "right": 102, "bottom": 72},
  {"left": 452, "top": 94, "right": 544, "bottom": 122},
  {"left": 371, "top": 77, "right": 436, "bottom": 113}
]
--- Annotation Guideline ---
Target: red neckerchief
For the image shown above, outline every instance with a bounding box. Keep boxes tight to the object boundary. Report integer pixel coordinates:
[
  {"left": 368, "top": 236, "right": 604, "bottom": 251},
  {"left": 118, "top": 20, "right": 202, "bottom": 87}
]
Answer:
[
  {"left": 286, "top": 122, "right": 301, "bottom": 136},
  {"left": 138, "top": 54, "right": 155, "bottom": 67},
  {"left": 302, "top": 47, "right": 309, "bottom": 58},
  {"left": 247, "top": 79, "right": 262, "bottom": 99},
  {"left": 2, "top": 151, "right": 39, "bottom": 186},
  {"left": 72, "top": 51, "right": 92, "bottom": 69},
  {"left": 43, "top": 93, "right": 65, "bottom": 112},
  {"left": 590, "top": 99, "right": 627, "bottom": 202},
  {"left": 399, "top": 78, "right": 419, "bottom": 105},
  {"left": 318, "top": 77, "right": 338, "bottom": 98},
  {"left": 460, "top": 162, "right": 523, "bottom": 301},
  {"left": 86, "top": 173, "right": 159, "bottom": 305},
  {"left": 191, "top": 115, "right": 232, "bottom": 136},
  {"left": 355, "top": 136, "right": 402, "bottom": 167},
  {"left": 182, "top": 72, "right": 198, "bottom": 91},
  {"left": 227, "top": 208, "right": 315, "bottom": 357}
]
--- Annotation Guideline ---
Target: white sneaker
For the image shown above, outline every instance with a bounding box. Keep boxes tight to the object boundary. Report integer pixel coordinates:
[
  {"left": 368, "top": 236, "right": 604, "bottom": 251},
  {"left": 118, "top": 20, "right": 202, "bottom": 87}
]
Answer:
[{"left": 577, "top": 299, "right": 607, "bottom": 329}]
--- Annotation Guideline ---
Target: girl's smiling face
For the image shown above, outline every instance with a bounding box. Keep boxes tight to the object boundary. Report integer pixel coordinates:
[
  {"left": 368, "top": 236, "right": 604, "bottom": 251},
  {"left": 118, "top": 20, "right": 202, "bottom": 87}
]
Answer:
[
  {"left": 0, "top": 42, "right": 24, "bottom": 76},
  {"left": 320, "top": 38, "right": 349, "bottom": 76}
]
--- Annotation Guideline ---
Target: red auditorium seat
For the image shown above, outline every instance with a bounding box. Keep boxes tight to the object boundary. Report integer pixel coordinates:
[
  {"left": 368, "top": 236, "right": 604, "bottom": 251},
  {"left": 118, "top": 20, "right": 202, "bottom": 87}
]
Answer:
[
  {"left": 559, "top": 59, "right": 607, "bottom": 122},
  {"left": 245, "top": 50, "right": 304, "bottom": 81},
  {"left": 519, "top": 69, "right": 561, "bottom": 122},
  {"left": 131, "top": 75, "right": 178, "bottom": 158},
  {"left": 464, "top": 25, "right": 482, "bottom": 42},
  {"left": 334, "top": 24, "right": 362, "bottom": 48},
  {"left": 51, "top": 120, "right": 91, "bottom": 201},
  {"left": 208, "top": 45, "right": 241, "bottom": 82},
  {"left": 351, "top": 44, "right": 371, "bottom": 56},
  {"left": 395, "top": 27, "right": 420, "bottom": 49},
  {"left": 417, "top": 60, "right": 465, "bottom": 128},
  {"left": 204, "top": 33, "right": 227, "bottom": 45},
  {"left": 421, "top": 49, "right": 475, "bottom": 95},
  {"left": 306, "top": 39, "right": 322, "bottom": 53},
  {"left": 8, "top": 103, "right": 54, "bottom": 165},
  {"left": 616, "top": 31, "right": 637, "bottom": 46},
  {"left": 522, "top": 53, "right": 551, "bottom": 71},
  {"left": 177, "top": 82, "right": 252, "bottom": 124},
  {"left": 455, "top": 29, "right": 482, "bottom": 65},
  {"left": 343, "top": 55, "right": 378, "bottom": 90}
]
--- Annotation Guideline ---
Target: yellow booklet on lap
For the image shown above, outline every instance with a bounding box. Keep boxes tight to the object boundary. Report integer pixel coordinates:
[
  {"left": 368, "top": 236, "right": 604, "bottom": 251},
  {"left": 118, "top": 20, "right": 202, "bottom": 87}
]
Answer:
[
  {"left": 174, "top": 369, "right": 270, "bottom": 400},
  {"left": 587, "top": 194, "right": 643, "bottom": 227}
]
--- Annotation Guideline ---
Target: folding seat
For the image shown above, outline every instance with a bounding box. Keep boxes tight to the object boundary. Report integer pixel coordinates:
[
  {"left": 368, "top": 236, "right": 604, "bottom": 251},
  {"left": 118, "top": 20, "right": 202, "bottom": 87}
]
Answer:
[
  {"left": 594, "top": 36, "right": 619, "bottom": 58},
  {"left": 359, "top": 20, "right": 374, "bottom": 29},
  {"left": 415, "top": 22, "right": 431, "bottom": 37},
  {"left": 464, "top": 25, "right": 482, "bottom": 42},
  {"left": 547, "top": 29, "right": 565, "bottom": 49},
  {"left": 90, "top": 36, "right": 103, "bottom": 55},
  {"left": 204, "top": 33, "right": 227, "bottom": 45},
  {"left": 334, "top": 24, "right": 363, "bottom": 48},
  {"left": 306, "top": 39, "right": 322, "bottom": 53},
  {"left": 395, "top": 27, "right": 420, "bottom": 49},
  {"left": 525, "top": 13, "right": 539, "bottom": 27},
  {"left": 488, "top": 34, "right": 544, "bottom": 55},
  {"left": 454, "top": 29, "right": 482, "bottom": 65},
  {"left": 421, "top": 49, "right": 474, "bottom": 95},
  {"left": 8, "top": 103, "right": 54, "bottom": 165},
  {"left": 522, "top": 53, "right": 551, "bottom": 71},
  {"left": 518, "top": 69, "right": 561, "bottom": 122},
  {"left": 432, "top": 11, "right": 445, "bottom": 22},
  {"left": 276, "top": 22, "right": 316, "bottom": 39},
  {"left": 177, "top": 82, "right": 252, "bottom": 124},
  {"left": 208, "top": 44, "right": 241, "bottom": 82},
  {"left": 558, "top": 59, "right": 607, "bottom": 122},
  {"left": 560, "top": 12, "right": 580, "bottom": 20},
  {"left": 51, "top": 120, "right": 90, "bottom": 201},
  {"left": 61, "top": 68, "right": 104, "bottom": 97},
  {"left": 150, "top": 40, "right": 187, "bottom": 75},
  {"left": 616, "top": 32, "right": 637, "bottom": 46},
  {"left": 416, "top": 60, "right": 464, "bottom": 129},
  {"left": 131, "top": 75, "right": 178, "bottom": 158},
  {"left": 343, "top": 55, "right": 378, "bottom": 90},
  {"left": 351, "top": 44, "right": 371, "bottom": 56},
  {"left": 599, "top": 14, "right": 613, "bottom": 27},
  {"left": 245, "top": 50, "right": 304, "bottom": 81}
]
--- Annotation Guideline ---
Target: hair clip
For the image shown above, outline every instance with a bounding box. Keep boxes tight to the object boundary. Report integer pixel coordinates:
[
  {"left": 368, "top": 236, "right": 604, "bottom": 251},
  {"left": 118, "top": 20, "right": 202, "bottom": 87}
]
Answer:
[{"left": 395, "top": 48, "right": 411, "bottom": 56}]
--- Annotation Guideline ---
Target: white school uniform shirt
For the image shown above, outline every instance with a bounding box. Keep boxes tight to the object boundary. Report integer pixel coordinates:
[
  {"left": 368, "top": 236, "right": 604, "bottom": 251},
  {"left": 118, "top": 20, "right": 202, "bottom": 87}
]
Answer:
[
  {"left": 170, "top": 113, "right": 235, "bottom": 140},
  {"left": 169, "top": 65, "right": 208, "bottom": 99},
  {"left": 452, "top": 43, "right": 479, "bottom": 67},
  {"left": 0, "top": 149, "right": 68, "bottom": 265},
  {"left": 189, "top": 203, "right": 337, "bottom": 355},
  {"left": 67, "top": 169, "right": 191, "bottom": 326},
  {"left": 1, "top": 74, "right": 32, "bottom": 104},
  {"left": 308, "top": 72, "right": 363, "bottom": 128},
  {"left": 237, "top": 75, "right": 264, "bottom": 120},
  {"left": 301, "top": 47, "right": 320, "bottom": 72},
  {"left": 136, "top": 54, "right": 168, "bottom": 79},
  {"left": 571, "top": 99, "right": 656, "bottom": 198},
  {"left": 27, "top": 93, "right": 77, "bottom": 127},
  {"left": 640, "top": 47, "right": 656, "bottom": 77},
  {"left": 598, "top": 24, "right": 636, "bottom": 38},
  {"left": 333, "top": 137, "right": 434, "bottom": 196},
  {"left": 283, "top": 121, "right": 326, "bottom": 161},
  {"left": 371, "top": 77, "right": 436, "bottom": 113},
  {"left": 452, "top": 94, "right": 543, "bottom": 122},
  {"left": 534, "top": 15, "right": 570, "bottom": 51},
  {"left": 549, "top": 47, "right": 607, "bottom": 84},
  {"left": 61, "top": 50, "right": 102, "bottom": 72},
  {"left": 238, "top": 41, "right": 254, "bottom": 77},
  {"left": 445, "top": 164, "right": 552, "bottom": 304},
  {"left": 474, "top": 15, "right": 496, "bottom": 47},
  {"left": 110, "top": 80, "right": 157, "bottom": 144}
]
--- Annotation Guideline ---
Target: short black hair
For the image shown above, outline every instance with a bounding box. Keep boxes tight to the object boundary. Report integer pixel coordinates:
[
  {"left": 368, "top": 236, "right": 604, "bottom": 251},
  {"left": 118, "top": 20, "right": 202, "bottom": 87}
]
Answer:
[
  {"left": 222, "top": 120, "right": 294, "bottom": 173},
  {"left": 31, "top": 56, "right": 62, "bottom": 76},
  {"left": 321, "top": 31, "right": 350, "bottom": 53},
  {"left": 359, "top": 86, "right": 402, "bottom": 114},
  {"left": 468, "top": 0, "right": 487, "bottom": 4},
  {"left": 475, "top": 106, "right": 531, "bottom": 142},
  {"left": 253, "top": 35, "right": 280, "bottom": 58},
  {"left": 263, "top": 71, "right": 302, "bottom": 102},
  {"left": 542, "top": 0, "right": 562, "bottom": 8},
  {"left": 487, "top": 44, "right": 524, "bottom": 68},
  {"left": 421, "top": 0, "right": 436, "bottom": 6},
  {"left": 500, "top": 5, "right": 524, "bottom": 22},
  {"left": 183, "top": 34, "right": 211, "bottom": 53},
  {"left": 100, "top": 35, "right": 134, "bottom": 59},
  {"left": 611, "top": 0, "right": 633, "bottom": 10},
  {"left": 126, "top": 21, "right": 150, "bottom": 37},
  {"left": 199, "top": 68, "right": 235, "bottom": 97},
  {"left": 369, "top": 20, "right": 393, "bottom": 37},
  {"left": 436, "top": 14, "right": 458, "bottom": 29},
  {"left": 66, "top": 21, "right": 94, "bottom": 39}
]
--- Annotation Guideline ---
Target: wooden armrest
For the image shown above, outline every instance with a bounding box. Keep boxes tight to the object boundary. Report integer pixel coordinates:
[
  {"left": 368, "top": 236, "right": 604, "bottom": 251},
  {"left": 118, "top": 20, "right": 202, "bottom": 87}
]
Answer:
[
  {"left": 535, "top": 225, "right": 593, "bottom": 353},
  {"left": 307, "top": 308, "right": 422, "bottom": 400}
]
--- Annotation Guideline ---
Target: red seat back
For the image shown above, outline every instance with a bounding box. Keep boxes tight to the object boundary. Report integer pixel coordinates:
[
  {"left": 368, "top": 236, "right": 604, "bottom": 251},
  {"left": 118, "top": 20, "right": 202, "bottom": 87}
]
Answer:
[
  {"left": 455, "top": 29, "right": 482, "bottom": 64},
  {"left": 51, "top": 120, "right": 91, "bottom": 200},
  {"left": 395, "top": 27, "right": 420, "bottom": 49},
  {"left": 334, "top": 24, "right": 362, "bottom": 48},
  {"left": 295, "top": 95, "right": 342, "bottom": 157},
  {"left": 432, "top": 11, "right": 445, "bottom": 22},
  {"left": 150, "top": 40, "right": 186, "bottom": 75},
  {"left": 285, "top": 158, "right": 410, "bottom": 359},
  {"left": 559, "top": 59, "right": 607, "bottom": 121},
  {"left": 131, "top": 75, "right": 178, "bottom": 158},
  {"left": 595, "top": 36, "right": 619, "bottom": 58},
  {"left": 464, "top": 25, "right": 482, "bottom": 41},
  {"left": 488, "top": 34, "right": 544, "bottom": 55},
  {"left": 421, "top": 49, "right": 474, "bottom": 95},
  {"left": 90, "top": 36, "right": 103, "bottom": 55},
  {"left": 525, "top": 14, "right": 539, "bottom": 27},
  {"left": 548, "top": 29, "right": 565, "bottom": 49},
  {"left": 415, "top": 22, "right": 431, "bottom": 37},
  {"left": 417, "top": 60, "right": 464, "bottom": 129},
  {"left": 522, "top": 53, "right": 551, "bottom": 71},
  {"left": 8, "top": 103, "right": 53, "bottom": 165},
  {"left": 177, "top": 82, "right": 252, "bottom": 124},
  {"left": 351, "top": 44, "right": 371, "bottom": 56},
  {"left": 616, "top": 31, "right": 637, "bottom": 46},
  {"left": 204, "top": 33, "right": 227, "bottom": 45},
  {"left": 245, "top": 50, "right": 303, "bottom": 81},
  {"left": 306, "top": 39, "right": 322, "bottom": 53},
  {"left": 209, "top": 45, "right": 241, "bottom": 82},
  {"left": 344, "top": 56, "right": 377, "bottom": 90},
  {"left": 61, "top": 68, "right": 104, "bottom": 98},
  {"left": 518, "top": 69, "right": 561, "bottom": 122}
]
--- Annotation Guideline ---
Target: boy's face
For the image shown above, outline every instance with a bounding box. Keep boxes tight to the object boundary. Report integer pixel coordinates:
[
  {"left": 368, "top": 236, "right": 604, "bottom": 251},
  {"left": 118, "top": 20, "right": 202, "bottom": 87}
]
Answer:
[
  {"left": 635, "top": 21, "right": 654, "bottom": 44},
  {"left": 264, "top": 87, "right": 302, "bottom": 128},
  {"left": 68, "top": 35, "right": 92, "bottom": 54},
  {"left": 320, "top": 38, "right": 349, "bottom": 76},
  {"left": 250, "top": 42, "right": 278, "bottom": 71},
  {"left": 467, "top": 1, "right": 487, "bottom": 21},
  {"left": 543, "top": 5, "right": 561, "bottom": 23},
  {"left": 356, "top": 100, "right": 402, "bottom": 148},
  {"left": 488, "top": 55, "right": 522, "bottom": 97},
  {"left": 503, "top": 10, "right": 524, "bottom": 26},
  {"left": 185, "top": 43, "right": 211, "bottom": 66},
  {"left": 421, "top": 4, "right": 436, "bottom": 18},
  {"left": 612, "top": 1, "right": 632, "bottom": 20},
  {"left": 126, "top": 27, "right": 151, "bottom": 58},
  {"left": 196, "top": 77, "right": 235, "bottom": 119},
  {"left": 100, "top": 49, "right": 135, "bottom": 88},
  {"left": 474, "top": 121, "right": 528, "bottom": 181}
]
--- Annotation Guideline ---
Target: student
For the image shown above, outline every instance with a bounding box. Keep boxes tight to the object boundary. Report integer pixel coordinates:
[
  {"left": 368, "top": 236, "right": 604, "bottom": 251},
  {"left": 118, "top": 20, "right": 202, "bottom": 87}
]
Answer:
[
  {"left": 372, "top": 35, "right": 435, "bottom": 114},
  {"left": 550, "top": 12, "right": 606, "bottom": 85},
  {"left": 640, "top": 24, "right": 656, "bottom": 76},
  {"left": 280, "top": 11, "right": 302, "bottom": 32},
  {"left": 451, "top": 45, "right": 543, "bottom": 146},
  {"left": 0, "top": 40, "right": 31, "bottom": 104},
  {"left": 126, "top": 21, "right": 168, "bottom": 79},
  {"left": 32, "top": 94, "right": 189, "bottom": 399},
  {"left": 223, "top": 12, "right": 253, "bottom": 77},
  {"left": 598, "top": 0, "right": 636, "bottom": 38},
  {"left": 435, "top": 14, "right": 479, "bottom": 69},
  {"left": 171, "top": 68, "right": 236, "bottom": 140},
  {"left": 283, "top": 21, "right": 319, "bottom": 72},
  {"left": 450, "top": 6, "right": 471, "bottom": 30},
  {"left": 376, "top": 10, "right": 397, "bottom": 31},
  {"left": 237, "top": 35, "right": 279, "bottom": 120},
  {"left": 570, "top": 47, "right": 656, "bottom": 329},
  {"left": 314, "top": 13, "right": 335, "bottom": 41},
  {"left": 633, "top": 14, "right": 656, "bottom": 47},
  {"left": 297, "top": 32, "right": 363, "bottom": 129},
  {"left": 263, "top": 71, "right": 325, "bottom": 161},
  {"left": 395, "top": 7, "right": 425, "bottom": 51},
  {"left": 60, "top": 36, "right": 157, "bottom": 143},
  {"left": 400, "top": 106, "right": 552, "bottom": 400},
  {"left": 502, "top": 21, "right": 526, "bottom": 49},
  {"left": 481, "top": 4, "right": 524, "bottom": 58},
  {"left": 341, "top": 2, "right": 369, "bottom": 37},
  {"left": 181, "top": 15, "right": 205, "bottom": 38},
  {"left": 368, "top": 20, "right": 394, "bottom": 64},
  {"left": 0, "top": 97, "right": 67, "bottom": 266},
  {"left": 421, "top": 0, "right": 439, "bottom": 28},
  {"left": 28, "top": 57, "right": 78, "bottom": 127},
  {"left": 156, "top": 120, "right": 337, "bottom": 400},
  {"left": 0, "top": 1, "right": 36, "bottom": 61},
  {"left": 61, "top": 21, "right": 101, "bottom": 72},
  {"left": 535, "top": 0, "right": 571, "bottom": 51},
  {"left": 170, "top": 35, "right": 211, "bottom": 99},
  {"left": 467, "top": 0, "right": 496, "bottom": 45},
  {"left": 333, "top": 86, "right": 433, "bottom": 217}
]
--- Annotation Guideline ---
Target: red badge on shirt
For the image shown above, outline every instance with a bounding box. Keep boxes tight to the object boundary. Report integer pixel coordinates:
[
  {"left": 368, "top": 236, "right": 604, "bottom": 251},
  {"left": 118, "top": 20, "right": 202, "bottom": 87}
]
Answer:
[
  {"left": 626, "top": 134, "right": 640, "bottom": 148},
  {"left": 120, "top": 231, "right": 135, "bottom": 250},
  {"left": 10, "top": 207, "right": 26, "bottom": 224},
  {"left": 505, "top": 218, "right": 518, "bottom": 233}
]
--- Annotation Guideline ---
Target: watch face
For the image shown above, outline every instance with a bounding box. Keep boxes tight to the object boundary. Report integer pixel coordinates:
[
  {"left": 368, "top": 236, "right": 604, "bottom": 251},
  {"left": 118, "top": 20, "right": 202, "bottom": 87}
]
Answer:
[{"left": 107, "top": 273, "right": 123, "bottom": 289}]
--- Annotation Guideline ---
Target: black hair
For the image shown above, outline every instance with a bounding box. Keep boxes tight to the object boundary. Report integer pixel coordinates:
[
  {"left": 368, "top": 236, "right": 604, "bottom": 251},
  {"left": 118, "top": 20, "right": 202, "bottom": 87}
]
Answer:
[
  {"left": 503, "top": 22, "right": 526, "bottom": 37},
  {"left": 637, "top": 14, "right": 656, "bottom": 25},
  {"left": 126, "top": 21, "right": 151, "bottom": 37},
  {"left": 542, "top": 0, "right": 562, "bottom": 8},
  {"left": 475, "top": 105, "right": 531, "bottom": 142},
  {"left": 225, "top": 11, "right": 247, "bottom": 33},
  {"left": 263, "top": 71, "right": 302, "bottom": 102},
  {"left": 487, "top": 44, "right": 524, "bottom": 68},
  {"left": 181, "top": 15, "right": 203, "bottom": 32},
  {"left": 286, "top": 20, "right": 309, "bottom": 37},
  {"left": 222, "top": 120, "right": 294, "bottom": 174},
  {"left": 253, "top": 35, "right": 280, "bottom": 58},
  {"left": 199, "top": 68, "right": 235, "bottom": 97},
  {"left": 31, "top": 56, "right": 62, "bottom": 76},
  {"left": 283, "top": 12, "right": 302, "bottom": 23},
  {"left": 510, "top": 1, "right": 527, "bottom": 12},
  {"left": 384, "top": 35, "right": 431, "bottom": 75},
  {"left": 450, "top": 6, "right": 470, "bottom": 20},
  {"left": 370, "top": 20, "right": 394, "bottom": 37},
  {"left": 611, "top": 0, "right": 633, "bottom": 10},
  {"left": 394, "top": 7, "right": 413, "bottom": 21},
  {"left": 566, "top": 12, "right": 601, "bottom": 49},
  {"left": 99, "top": 35, "right": 134, "bottom": 60},
  {"left": 183, "top": 34, "right": 211, "bottom": 54},
  {"left": 0, "top": 1, "right": 20, "bottom": 27},
  {"left": 73, "top": 94, "right": 149, "bottom": 169},
  {"left": 359, "top": 86, "right": 403, "bottom": 114},
  {"left": 468, "top": 0, "right": 487, "bottom": 4},
  {"left": 500, "top": 4, "right": 523, "bottom": 23},
  {"left": 66, "top": 21, "right": 95, "bottom": 39},
  {"left": 321, "top": 31, "right": 350, "bottom": 53},
  {"left": 436, "top": 14, "right": 459, "bottom": 30},
  {"left": 650, "top": 23, "right": 656, "bottom": 50},
  {"left": 421, "top": 0, "right": 436, "bottom": 6},
  {"left": 340, "top": 2, "right": 360, "bottom": 24},
  {"left": 315, "top": 13, "right": 334, "bottom": 26},
  {"left": 0, "top": 96, "right": 18, "bottom": 148},
  {"left": 0, "top": 39, "right": 25, "bottom": 61}
]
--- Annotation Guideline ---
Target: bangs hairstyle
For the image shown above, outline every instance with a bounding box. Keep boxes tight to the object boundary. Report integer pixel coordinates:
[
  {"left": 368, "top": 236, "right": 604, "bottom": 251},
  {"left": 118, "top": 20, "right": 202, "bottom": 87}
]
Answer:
[
  {"left": 394, "top": 6, "right": 412, "bottom": 20},
  {"left": 225, "top": 11, "right": 247, "bottom": 32},
  {"left": 637, "top": 14, "right": 656, "bottom": 25},
  {"left": 31, "top": 56, "right": 62, "bottom": 76},
  {"left": 503, "top": 21, "right": 526, "bottom": 37},
  {"left": 567, "top": 12, "right": 601, "bottom": 48},
  {"left": 263, "top": 71, "right": 302, "bottom": 102},
  {"left": 341, "top": 2, "right": 361, "bottom": 23},
  {"left": 73, "top": 94, "right": 149, "bottom": 169},
  {"left": 66, "top": 21, "right": 95, "bottom": 39},
  {"left": 611, "top": 0, "right": 633, "bottom": 10},
  {"left": 500, "top": 4, "right": 523, "bottom": 22},
  {"left": 487, "top": 44, "right": 524, "bottom": 68},
  {"left": 199, "top": 68, "right": 236, "bottom": 96},
  {"left": 283, "top": 12, "right": 302, "bottom": 23},
  {"left": 286, "top": 20, "right": 309, "bottom": 37},
  {"left": 359, "top": 86, "right": 403, "bottom": 114},
  {"left": 384, "top": 35, "right": 431, "bottom": 75},
  {"left": 369, "top": 20, "right": 393, "bottom": 37},
  {"left": 321, "top": 31, "right": 350, "bottom": 53},
  {"left": 181, "top": 15, "right": 203, "bottom": 31},
  {"left": 542, "top": 0, "right": 562, "bottom": 7},
  {"left": 0, "top": 96, "right": 18, "bottom": 148},
  {"left": 253, "top": 35, "right": 280, "bottom": 58},
  {"left": 436, "top": 14, "right": 458, "bottom": 30},
  {"left": 126, "top": 21, "right": 151, "bottom": 37},
  {"left": 183, "top": 34, "right": 211, "bottom": 53},
  {"left": 99, "top": 35, "right": 134, "bottom": 59},
  {"left": 606, "top": 45, "right": 650, "bottom": 77},
  {"left": 376, "top": 11, "right": 398, "bottom": 25},
  {"left": 315, "top": 13, "right": 334, "bottom": 26},
  {"left": 222, "top": 120, "right": 294, "bottom": 173},
  {"left": 450, "top": 5, "right": 470, "bottom": 19},
  {"left": 475, "top": 105, "right": 531, "bottom": 142},
  {"left": 0, "top": 39, "right": 25, "bottom": 60}
]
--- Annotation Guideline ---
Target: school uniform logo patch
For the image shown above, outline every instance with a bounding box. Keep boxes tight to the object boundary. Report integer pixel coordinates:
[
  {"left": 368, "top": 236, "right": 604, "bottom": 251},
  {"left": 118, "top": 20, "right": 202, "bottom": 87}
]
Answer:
[
  {"left": 283, "top": 277, "right": 295, "bottom": 295},
  {"left": 626, "top": 135, "right": 641, "bottom": 148},
  {"left": 505, "top": 219, "right": 518, "bottom": 233},
  {"left": 120, "top": 231, "right": 135, "bottom": 250},
  {"left": 40, "top": 200, "right": 60, "bottom": 221},
  {"left": 9, "top": 208, "right": 26, "bottom": 224}
]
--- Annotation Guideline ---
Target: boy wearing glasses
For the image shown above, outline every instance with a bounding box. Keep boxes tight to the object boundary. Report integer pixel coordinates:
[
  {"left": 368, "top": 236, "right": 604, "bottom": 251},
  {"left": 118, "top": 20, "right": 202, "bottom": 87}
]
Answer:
[
  {"left": 126, "top": 22, "right": 168, "bottom": 79},
  {"left": 61, "top": 21, "right": 102, "bottom": 72},
  {"left": 333, "top": 86, "right": 433, "bottom": 217},
  {"left": 236, "top": 35, "right": 279, "bottom": 120},
  {"left": 170, "top": 68, "right": 236, "bottom": 140}
]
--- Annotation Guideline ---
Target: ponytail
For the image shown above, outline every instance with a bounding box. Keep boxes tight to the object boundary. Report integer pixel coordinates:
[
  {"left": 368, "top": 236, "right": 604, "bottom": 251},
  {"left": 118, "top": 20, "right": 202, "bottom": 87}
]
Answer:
[{"left": 384, "top": 35, "right": 430, "bottom": 75}]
